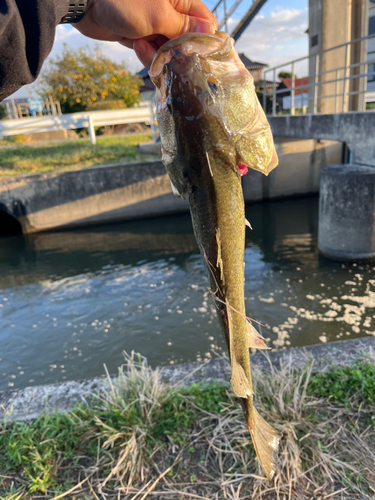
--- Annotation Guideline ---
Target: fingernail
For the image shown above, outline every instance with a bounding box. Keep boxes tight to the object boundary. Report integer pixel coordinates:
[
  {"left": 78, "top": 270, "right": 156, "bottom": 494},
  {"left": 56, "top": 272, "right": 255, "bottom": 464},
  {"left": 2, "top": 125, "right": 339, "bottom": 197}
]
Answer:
[{"left": 194, "top": 20, "right": 215, "bottom": 34}]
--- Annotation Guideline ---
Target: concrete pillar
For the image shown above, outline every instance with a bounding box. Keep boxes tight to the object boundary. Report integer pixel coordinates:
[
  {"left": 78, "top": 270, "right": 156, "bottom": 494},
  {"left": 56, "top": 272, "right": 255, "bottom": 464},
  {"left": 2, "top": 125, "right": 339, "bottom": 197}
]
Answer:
[{"left": 318, "top": 164, "right": 375, "bottom": 260}]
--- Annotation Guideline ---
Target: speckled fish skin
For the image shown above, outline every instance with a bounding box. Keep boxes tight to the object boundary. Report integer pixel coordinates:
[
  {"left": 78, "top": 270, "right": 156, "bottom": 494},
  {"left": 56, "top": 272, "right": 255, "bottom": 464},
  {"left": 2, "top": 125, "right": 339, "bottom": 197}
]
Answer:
[{"left": 149, "top": 31, "right": 280, "bottom": 480}]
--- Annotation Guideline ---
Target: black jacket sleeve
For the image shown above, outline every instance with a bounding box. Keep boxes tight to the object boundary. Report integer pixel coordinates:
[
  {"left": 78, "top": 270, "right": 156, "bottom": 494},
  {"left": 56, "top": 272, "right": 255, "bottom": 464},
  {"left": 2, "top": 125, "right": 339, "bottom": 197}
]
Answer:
[{"left": 0, "top": 0, "right": 70, "bottom": 101}]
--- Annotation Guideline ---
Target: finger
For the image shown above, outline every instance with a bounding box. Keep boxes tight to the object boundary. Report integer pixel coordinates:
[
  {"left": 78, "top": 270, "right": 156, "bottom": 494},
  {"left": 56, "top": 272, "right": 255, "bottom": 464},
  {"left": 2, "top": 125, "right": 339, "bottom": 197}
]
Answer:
[
  {"left": 118, "top": 38, "right": 135, "bottom": 49},
  {"left": 172, "top": 0, "right": 218, "bottom": 29},
  {"left": 133, "top": 39, "right": 157, "bottom": 68},
  {"left": 156, "top": 8, "right": 216, "bottom": 39}
]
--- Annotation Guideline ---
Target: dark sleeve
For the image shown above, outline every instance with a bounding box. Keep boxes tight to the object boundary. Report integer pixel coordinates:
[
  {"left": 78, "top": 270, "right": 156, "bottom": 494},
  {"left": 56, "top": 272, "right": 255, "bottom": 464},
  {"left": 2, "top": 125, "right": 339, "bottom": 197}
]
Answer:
[{"left": 0, "top": 0, "right": 70, "bottom": 101}]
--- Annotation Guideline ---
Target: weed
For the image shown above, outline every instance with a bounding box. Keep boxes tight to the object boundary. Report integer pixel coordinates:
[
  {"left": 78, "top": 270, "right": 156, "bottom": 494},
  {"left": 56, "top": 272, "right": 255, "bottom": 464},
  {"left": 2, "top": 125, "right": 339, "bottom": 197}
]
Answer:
[
  {"left": 0, "top": 354, "right": 374, "bottom": 499},
  {"left": 307, "top": 361, "right": 375, "bottom": 405}
]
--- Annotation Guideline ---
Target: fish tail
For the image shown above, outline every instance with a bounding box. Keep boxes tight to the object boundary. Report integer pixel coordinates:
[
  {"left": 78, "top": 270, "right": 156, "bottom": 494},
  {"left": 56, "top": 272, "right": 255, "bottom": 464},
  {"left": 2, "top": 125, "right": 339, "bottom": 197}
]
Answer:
[{"left": 243, "top": 399, "right": 280, "bottom": 480}]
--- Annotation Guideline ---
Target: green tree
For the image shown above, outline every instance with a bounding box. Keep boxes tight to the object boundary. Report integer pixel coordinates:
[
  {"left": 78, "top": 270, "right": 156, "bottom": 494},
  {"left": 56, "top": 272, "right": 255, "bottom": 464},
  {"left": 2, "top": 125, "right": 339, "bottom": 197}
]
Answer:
[
  {"left": 0, "top": 104, "right": 6, "bottom": 120},
  {"left": 39, "top": 45, "right": 142, "bottom": 113},
  {"left": 278, "top": 71, "right": 296, "bottom": 80}
]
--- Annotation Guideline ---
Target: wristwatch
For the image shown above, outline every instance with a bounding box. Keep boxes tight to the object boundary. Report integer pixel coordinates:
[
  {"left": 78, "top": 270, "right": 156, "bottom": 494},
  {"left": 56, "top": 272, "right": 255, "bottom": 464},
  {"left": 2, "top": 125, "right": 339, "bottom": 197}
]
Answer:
[{"left": 59, "top": 0, "right": 88, "bottom": 24}]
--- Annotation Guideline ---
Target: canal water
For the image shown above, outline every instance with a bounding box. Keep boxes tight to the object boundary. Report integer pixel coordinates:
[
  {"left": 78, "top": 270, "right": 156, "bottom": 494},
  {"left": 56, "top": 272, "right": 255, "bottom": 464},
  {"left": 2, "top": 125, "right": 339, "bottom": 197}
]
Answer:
[{"left": 0, "top": 196, "right": 374, "bottom": 391}]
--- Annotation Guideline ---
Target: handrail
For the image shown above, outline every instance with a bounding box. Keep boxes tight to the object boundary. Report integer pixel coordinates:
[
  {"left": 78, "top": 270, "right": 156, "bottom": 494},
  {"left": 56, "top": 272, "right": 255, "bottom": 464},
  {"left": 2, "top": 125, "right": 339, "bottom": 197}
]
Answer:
[
  {"left": 0, "top": 102, "right": 155, "bottom": 145},
  {"left": 263, "top": 32, "right": 375, "bottom": 115}
]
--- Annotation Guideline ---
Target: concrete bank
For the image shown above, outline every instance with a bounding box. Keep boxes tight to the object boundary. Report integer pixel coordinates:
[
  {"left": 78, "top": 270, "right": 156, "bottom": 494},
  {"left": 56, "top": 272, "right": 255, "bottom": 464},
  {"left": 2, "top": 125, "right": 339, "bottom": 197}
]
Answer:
[
  {"left": 1, "top": 336, "right": 373, "bottom": 422},
  {"left": 268, "top": 113, "right": 375, "bottom": 168},
  {"left": 0, "top": 137, "right": 341, "bottom": 234}
]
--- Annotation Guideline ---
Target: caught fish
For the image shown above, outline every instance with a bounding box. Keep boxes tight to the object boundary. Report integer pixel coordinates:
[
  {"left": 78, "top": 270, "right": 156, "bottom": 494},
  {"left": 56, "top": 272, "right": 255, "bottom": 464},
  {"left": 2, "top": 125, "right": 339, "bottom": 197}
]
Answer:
[{"left": 149, "top": 31, "right": 280, "bottom": 479}]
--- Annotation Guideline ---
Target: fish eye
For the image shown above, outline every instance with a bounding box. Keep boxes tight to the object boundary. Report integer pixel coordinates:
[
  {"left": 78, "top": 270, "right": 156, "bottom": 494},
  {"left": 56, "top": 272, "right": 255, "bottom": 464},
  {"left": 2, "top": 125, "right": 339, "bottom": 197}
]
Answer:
[{"left": 207, "top": 79, "right": 218, "bottom": 93}]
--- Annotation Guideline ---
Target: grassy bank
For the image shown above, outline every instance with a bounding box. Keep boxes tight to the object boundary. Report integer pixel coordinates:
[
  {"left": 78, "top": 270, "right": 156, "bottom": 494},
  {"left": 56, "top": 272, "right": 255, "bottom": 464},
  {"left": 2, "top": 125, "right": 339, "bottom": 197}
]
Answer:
[
  {"left": 0, "top": 133, "right": 158, "bottom": 177},
  {"left": 1, "top": 354, "right": 374, "bottom": 500}
]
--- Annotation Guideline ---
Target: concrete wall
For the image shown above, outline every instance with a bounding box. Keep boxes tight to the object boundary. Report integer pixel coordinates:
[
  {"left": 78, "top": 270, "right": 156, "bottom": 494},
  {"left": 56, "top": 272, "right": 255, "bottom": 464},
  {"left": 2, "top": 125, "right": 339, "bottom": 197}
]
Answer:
[
  {"left": 0, "top": 161, "right": 188, "bottom": 234},
  {"left": 0, "top": 138, "right": 342, "bottom": 234},
  {"left": 268, "top": 112, "right": 375, "bottom": 167},
  {"left": 243, "top": 137, "right": 342, "bottom": 201}
]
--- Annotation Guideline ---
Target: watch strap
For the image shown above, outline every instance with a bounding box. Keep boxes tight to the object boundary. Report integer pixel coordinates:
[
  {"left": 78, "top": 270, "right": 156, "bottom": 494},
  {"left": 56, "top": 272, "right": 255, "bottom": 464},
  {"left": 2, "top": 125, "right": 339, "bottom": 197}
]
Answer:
[{"left": 59, "top": 0, "right": 88, "bottom": 24}]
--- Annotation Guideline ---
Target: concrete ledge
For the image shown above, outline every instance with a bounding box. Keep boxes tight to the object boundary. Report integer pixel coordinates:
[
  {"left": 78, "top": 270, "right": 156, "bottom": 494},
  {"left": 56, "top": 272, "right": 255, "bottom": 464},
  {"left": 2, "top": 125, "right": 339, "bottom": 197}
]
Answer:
[
  {"left": 0, "top": 138, "right": 342, "bottom": 234},
  {"left": 268, "top": 113, "right": 375, "bottom": 167},
  {"left": 1, "top": 337, "right": 374, "bottom": 422}
]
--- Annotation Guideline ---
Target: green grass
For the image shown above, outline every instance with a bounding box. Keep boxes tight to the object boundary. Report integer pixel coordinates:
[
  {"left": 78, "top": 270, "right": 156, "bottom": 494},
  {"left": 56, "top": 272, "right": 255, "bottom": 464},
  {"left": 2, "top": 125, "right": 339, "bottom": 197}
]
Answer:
[
  {"left": 0, "top": 356, "right": 374, "bottom": 499},
  {"left": 307, "top": 361, "right": 375, "bottom": 406},
  {"left": 0, "top": 132, "right": 158, "bottom": 177},
  {"left": 0, "top": 354, "right": 229, "bottom": 497}
]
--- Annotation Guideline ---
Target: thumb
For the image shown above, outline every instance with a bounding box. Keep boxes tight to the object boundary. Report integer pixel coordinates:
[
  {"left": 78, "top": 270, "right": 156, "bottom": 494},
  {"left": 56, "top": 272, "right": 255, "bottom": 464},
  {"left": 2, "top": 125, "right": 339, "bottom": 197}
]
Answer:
[{"left": 158, "top": 8, "right": 216, "bottom": 39}]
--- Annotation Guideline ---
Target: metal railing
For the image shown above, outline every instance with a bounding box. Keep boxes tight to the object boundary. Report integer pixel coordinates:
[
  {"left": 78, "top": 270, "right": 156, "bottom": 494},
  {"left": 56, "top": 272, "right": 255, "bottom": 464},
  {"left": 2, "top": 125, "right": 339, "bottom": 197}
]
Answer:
[
  {"left": 211, "top": 0, "right": 267, "bottom": 41},
  {"left": 263, "top": 33, "right": 375, "bottom": 116},
  {"left": 0, "top": 102, "right": 155, "bottom": 145},
  {"left": 4, "top": 97, "right": 62, "bottom": 120}
]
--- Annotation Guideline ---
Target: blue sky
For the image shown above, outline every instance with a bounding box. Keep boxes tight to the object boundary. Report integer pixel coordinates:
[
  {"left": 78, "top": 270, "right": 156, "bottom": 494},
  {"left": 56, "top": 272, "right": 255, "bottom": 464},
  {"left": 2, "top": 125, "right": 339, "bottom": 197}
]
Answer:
[{"left": 19, "top": 0, "right": 308, "bottom": 98}]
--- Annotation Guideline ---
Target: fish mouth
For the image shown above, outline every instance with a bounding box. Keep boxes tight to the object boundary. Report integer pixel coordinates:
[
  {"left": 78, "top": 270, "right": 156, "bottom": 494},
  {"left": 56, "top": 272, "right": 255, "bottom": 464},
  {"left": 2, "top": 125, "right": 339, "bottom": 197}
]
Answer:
[{"left": 149, "top": 31, "right": 233, "bottom": 78}]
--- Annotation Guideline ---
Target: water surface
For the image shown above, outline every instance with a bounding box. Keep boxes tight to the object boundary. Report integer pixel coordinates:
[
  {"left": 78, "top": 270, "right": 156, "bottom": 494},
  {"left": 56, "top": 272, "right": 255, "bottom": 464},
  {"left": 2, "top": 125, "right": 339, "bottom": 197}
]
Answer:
[{"left": 0, "top": 196, "right": 374, "bottom": 391}]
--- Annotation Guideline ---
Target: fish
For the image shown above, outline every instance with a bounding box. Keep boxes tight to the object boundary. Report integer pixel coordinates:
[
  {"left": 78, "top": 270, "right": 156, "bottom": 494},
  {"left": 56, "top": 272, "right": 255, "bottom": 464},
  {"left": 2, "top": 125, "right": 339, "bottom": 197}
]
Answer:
[{"left": 149, "top": 31, "right": 280, "bottom": 480}]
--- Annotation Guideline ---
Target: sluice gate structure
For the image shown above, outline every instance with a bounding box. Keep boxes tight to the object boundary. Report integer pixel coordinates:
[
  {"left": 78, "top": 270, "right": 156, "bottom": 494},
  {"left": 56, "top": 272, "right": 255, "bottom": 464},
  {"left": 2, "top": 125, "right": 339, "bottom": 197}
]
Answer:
[{"left": 263, "top": 7, "right": 375, "bottom": 261}]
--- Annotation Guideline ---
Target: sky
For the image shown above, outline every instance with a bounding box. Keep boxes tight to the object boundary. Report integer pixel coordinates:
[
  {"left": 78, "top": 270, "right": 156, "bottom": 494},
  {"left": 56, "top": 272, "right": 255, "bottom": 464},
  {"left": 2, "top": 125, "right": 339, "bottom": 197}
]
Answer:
[{"left": 16, "top": 0, "right": 308, "bottom": 98}]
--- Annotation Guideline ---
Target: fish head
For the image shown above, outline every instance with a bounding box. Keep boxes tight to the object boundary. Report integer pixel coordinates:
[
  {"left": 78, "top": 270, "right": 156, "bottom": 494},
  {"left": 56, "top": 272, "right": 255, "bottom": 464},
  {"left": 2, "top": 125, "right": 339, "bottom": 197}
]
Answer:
[
  {"left": 150, "top": 31, "right": 232, "bottom": 114},
  {"left": 149, "top": 32, "right": 278, "bottom": 197}
]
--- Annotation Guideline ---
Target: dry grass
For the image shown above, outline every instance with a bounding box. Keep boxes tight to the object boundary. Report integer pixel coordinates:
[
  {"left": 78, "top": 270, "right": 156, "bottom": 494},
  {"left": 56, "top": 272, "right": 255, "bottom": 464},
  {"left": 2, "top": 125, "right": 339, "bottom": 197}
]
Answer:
[{"left": 1, "top": 352, "right": 374, "bottom": 500}]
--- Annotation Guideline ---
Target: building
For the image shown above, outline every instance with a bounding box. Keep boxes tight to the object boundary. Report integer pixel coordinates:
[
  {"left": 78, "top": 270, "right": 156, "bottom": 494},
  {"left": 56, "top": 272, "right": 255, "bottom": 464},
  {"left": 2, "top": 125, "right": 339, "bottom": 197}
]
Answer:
[
  {"left": 238, "top": 54, "right": 268, "bottom": 84},
  {"left": 278, "top": 78, "right": 310, "bottom": 111},
  {"left": 308, "top": 0, "right": 373, "bottom": 112},
  {"left": 368, "top": 0, "right": 375, "bottom": 98},
  {"left": 137, "top": 67, "right": 155, "bottom": 102}
]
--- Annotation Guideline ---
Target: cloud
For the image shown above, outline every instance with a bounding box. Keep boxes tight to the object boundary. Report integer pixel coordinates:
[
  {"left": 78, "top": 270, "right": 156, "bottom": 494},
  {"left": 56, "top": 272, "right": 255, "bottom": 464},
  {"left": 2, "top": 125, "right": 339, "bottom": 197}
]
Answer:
[
  {"left": 54, "top": 25, "right": 76, "bottom": 43},
  {"left": 234, "top": 7, "right": 308, "bottom": 76},
  {"left": 46, "top": 26, "right": 142, "bottom": 72}
]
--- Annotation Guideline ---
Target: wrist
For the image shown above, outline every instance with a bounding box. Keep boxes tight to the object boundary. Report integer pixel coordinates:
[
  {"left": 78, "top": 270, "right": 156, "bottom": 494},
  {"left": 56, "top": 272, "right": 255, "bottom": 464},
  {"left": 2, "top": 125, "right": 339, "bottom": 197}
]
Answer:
[{"left": 59, "top": 0, "right": 88, "bottom": 24}]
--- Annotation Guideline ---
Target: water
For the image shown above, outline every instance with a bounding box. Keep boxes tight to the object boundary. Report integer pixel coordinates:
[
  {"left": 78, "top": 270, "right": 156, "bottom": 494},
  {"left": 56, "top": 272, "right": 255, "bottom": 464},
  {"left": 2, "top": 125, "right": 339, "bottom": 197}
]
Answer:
[{"left": 0, "top": 196, "right": 374, "bottom": 392}]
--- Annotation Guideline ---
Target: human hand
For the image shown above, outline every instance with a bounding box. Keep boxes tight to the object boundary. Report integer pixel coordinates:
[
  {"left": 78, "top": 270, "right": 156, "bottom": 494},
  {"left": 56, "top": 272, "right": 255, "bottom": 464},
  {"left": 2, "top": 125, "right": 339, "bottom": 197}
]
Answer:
[{"left": 75, "top": 0, "right": 218, "bottom": 67}]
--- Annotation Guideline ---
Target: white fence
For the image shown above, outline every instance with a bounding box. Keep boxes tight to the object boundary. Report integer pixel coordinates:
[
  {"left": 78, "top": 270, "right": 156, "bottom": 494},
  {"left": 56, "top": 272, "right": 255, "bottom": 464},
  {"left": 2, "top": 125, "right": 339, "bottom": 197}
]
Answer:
[{"left": 0, "top": 101, "right": 156, "bottom": 144}]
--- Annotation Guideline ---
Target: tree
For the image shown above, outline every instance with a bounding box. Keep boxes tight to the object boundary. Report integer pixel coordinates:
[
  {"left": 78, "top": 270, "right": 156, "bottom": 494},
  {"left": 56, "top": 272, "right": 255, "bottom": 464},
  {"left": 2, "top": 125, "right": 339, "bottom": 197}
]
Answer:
[
  {"left": 278, "top": 71, "right": 296, "bottom": 80},
  {"left": 0, "top": 104, "right": 6, "bottom": 120},
  {"left": 39, "top": 45, "right": 142, "bottom": 113}
]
